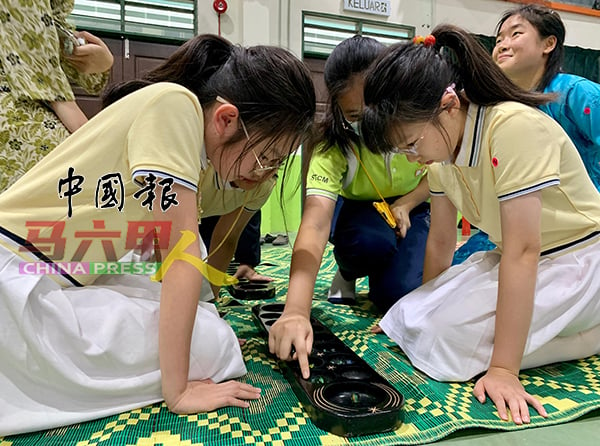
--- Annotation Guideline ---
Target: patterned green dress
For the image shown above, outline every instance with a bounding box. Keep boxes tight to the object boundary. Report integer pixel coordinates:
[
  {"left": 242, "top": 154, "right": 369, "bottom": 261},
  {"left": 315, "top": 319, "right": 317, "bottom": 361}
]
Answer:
[{"left": 0, "top": 0, "right": 109, "bottom": 192}]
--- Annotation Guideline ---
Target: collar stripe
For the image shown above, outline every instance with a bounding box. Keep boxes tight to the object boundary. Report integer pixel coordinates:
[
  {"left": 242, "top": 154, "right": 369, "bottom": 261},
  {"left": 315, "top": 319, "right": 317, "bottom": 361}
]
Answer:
[{"left": 469, "top": 105, "right": 485, "bottom": 167}]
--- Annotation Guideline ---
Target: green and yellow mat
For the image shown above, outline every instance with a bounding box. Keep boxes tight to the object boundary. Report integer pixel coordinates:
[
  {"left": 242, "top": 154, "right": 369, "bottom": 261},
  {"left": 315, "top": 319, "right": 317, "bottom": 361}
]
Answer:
[{"left": 2, "top": 245, "right": 600, "bottom": 446}]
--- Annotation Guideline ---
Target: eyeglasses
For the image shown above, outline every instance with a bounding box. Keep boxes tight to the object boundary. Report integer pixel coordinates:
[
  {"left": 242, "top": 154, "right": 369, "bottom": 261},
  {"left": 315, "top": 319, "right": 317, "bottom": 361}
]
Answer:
[
  {"left": 392, "top": 120, "right": 430, "bottom": 156},
  {"left": 393, "top": 135, "right": 424, "bottom": 156},
  {"left": 238, "top": 114, "right": 282, "bottom": 174},
  {"left": 215, "top": 96, "right": 282, "bottom": 175},
  {"left": 239, "top": 116, "right": 283, "bottom": 175},
  {"left": 239, "top": 115, "right": 281, "bottom": 174},
  {"left": 251, "top": 149, "right": 283, "bottom": 174}
]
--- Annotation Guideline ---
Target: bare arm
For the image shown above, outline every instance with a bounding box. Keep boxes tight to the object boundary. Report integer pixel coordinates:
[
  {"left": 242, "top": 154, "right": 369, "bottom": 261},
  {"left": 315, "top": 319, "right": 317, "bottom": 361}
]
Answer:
[
  {"left": 422, "top": 194, "right": 457, "bottom": 284},
  {"left": 155, "top": 185, "right": 260, "bottom": 412},
  {"left": 390, "top": 174, "right": 430, "bottom": 238},
  {"left": 49, "top": 100, "right": 88, "bottom": 133},
  {"left": 49, "top": 31, "right": 113, "bottom": 134},
  {"left": 269, "top": 194, "right": 336, "bottom": 378},
  {"left": 155, "top": 185, "right": 205, "bottom": 405},
  {"left": 473, "top": 191, "right": 548, "bottom": 424}
]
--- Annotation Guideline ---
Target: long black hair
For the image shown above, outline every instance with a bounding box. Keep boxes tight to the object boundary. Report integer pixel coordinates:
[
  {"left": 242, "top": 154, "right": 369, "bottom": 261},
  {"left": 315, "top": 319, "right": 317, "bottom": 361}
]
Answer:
[
  {"left": 495, "top": 4, "right": 565, "bottom": 91},
  {"left": 362, "top": 24, "right": 553, "bottom": 154},
  {"left": 103, "top": 34, "right": 316, "bottom": 175}
]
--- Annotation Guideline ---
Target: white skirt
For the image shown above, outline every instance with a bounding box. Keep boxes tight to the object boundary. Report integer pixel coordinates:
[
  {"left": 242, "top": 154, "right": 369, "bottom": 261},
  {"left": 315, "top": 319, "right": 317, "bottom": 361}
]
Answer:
[
  {"left": 0, "top": 245, "right": 246, "bottom": 436},
  {"left": 379, "top": 238, "right": 600, "bottom": 381}
]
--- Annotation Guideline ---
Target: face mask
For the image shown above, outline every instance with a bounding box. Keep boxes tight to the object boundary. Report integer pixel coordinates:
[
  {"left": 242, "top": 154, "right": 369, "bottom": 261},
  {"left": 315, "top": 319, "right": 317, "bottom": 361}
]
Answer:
[{"left": 345, "top": 119, "right": 361, "bottom": 136}]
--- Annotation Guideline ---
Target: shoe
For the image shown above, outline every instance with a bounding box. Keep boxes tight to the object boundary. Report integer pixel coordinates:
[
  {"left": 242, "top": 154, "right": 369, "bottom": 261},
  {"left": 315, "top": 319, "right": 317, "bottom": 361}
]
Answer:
[
  {"left": 263, "top": 233, "right": 276, "bottom": 243},
  {"left": 272, "top": 234, "right": 289, "bottom": 246},
  {"left": 327, "top": 270, "right": 356, "bottom": 304}
]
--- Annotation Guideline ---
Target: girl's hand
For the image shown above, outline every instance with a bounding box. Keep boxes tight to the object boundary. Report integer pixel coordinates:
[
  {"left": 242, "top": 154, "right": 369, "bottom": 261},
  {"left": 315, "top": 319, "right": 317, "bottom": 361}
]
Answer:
[
  {"left": 68, "top": 31, "right": 114, "bottom": 74},
  {"left": 390, "top": 202, "right": 411, "bottom": 238},
  {"left": 168, "top": 379, "right": 261, "bottom": 414},
  {"left": 234, "top": 264, "right": 273, "bottom": 282},
  {"left": 371, "top": 324, "right": 383, "bottom": 334},
  {"left": 473, "top": 366, "right": 548, "bottom": 424},
  {"left": 269, "top": 312, "right": 313, "bottom": 379}
]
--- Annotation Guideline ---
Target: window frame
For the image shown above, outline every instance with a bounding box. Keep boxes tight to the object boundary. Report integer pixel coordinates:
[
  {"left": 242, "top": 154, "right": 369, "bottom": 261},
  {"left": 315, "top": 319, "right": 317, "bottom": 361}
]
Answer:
[
  {"left": 70, "top": 0, "right": 196, "bottom": 44},
  {"left": 302, "top": 11, "right": 415, "bottom": 59}
]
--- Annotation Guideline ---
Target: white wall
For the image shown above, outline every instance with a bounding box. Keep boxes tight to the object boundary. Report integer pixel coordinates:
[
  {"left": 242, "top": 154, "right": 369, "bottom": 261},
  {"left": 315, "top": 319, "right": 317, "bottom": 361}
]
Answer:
[
  {"left": 198, "top": 0, "right": 290, "bottom": 48},
  {"left": 201, "top": 0, "right": 600, "bottom": 52}
]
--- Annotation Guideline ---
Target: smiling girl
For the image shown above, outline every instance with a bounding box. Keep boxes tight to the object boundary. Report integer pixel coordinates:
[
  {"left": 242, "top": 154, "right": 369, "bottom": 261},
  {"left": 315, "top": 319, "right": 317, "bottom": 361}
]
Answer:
[{"left": 493, "top": 3, "right": 600, "bottom": 190}]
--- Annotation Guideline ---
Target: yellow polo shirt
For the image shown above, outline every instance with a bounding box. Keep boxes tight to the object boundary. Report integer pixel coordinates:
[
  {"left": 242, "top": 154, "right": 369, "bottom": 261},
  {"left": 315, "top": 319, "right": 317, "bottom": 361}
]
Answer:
[
  {"left": 0, "top": 82, "right": 273, "bottom": 286},
  {"left": 428, "top": 102, "right": 600, "bottom": 254}
]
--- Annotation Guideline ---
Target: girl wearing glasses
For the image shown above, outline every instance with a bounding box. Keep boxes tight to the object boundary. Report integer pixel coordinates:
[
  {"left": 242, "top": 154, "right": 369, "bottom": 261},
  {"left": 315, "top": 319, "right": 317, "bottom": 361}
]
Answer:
[
  {"left": 455, "top": 3, "right": 600, "bottom": 264},
  {"left": 0, "top": 34, "right": 315, "bottom": 436},
  {"left": 269, "top": 36, "right": 430, "bottom": 376},
  {"left": 360, "top": 24, "right": 600, "bottom": 425}
]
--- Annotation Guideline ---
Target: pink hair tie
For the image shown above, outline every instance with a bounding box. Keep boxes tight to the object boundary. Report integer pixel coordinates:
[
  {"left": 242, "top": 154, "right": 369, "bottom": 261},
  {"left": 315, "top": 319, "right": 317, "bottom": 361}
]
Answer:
[{"left": 412, "top": 35, "right": 436, "bottom": 47}]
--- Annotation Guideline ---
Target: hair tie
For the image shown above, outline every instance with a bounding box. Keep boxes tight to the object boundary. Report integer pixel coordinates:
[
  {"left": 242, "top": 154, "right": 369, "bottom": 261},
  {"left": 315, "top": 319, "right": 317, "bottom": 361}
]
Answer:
[{"left": 412, "top": 35, "right": 436, "bottom": 47}]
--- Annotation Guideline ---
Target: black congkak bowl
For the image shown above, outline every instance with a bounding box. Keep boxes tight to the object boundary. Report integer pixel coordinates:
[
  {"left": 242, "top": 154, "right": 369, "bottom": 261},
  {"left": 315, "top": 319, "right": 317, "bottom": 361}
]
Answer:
[{"left": 227, "top": 279, "right": 276, "bottom": 300}]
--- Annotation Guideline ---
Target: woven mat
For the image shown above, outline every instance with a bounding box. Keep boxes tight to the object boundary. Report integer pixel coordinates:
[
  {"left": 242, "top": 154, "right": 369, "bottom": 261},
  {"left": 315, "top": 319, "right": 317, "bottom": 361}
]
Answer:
[{"left": 2, "top": 245, "right": 600, "bottom": 446}]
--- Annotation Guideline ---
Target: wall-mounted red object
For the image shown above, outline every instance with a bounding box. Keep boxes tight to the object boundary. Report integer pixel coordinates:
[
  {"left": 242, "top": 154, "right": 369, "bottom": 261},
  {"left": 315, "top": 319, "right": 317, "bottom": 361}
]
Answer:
[
  {"left": 213, "top": 0, "right": 228, "bottom": 36},
  {"left": 213, "top": 0, "right": 228, "bottom": 14}
]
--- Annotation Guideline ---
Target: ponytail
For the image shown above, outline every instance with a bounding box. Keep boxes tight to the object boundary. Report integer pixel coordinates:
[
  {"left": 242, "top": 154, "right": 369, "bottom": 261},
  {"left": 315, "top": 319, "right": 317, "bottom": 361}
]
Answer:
[
  {"left": 102, "top": 34, "right": 232, "bottom": 107},
  {"left": 362, "top": 23, "right": 553, "bottom": 154},
  {"left": 432, "top": 24, "right": 550, "bottom": 106}
]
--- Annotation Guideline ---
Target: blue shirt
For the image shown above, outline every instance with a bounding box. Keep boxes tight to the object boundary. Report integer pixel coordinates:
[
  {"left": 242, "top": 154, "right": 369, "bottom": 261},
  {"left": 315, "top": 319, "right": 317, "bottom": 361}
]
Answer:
[{"left": 540, "top": 73, "right": 600, "bottom": 190}]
